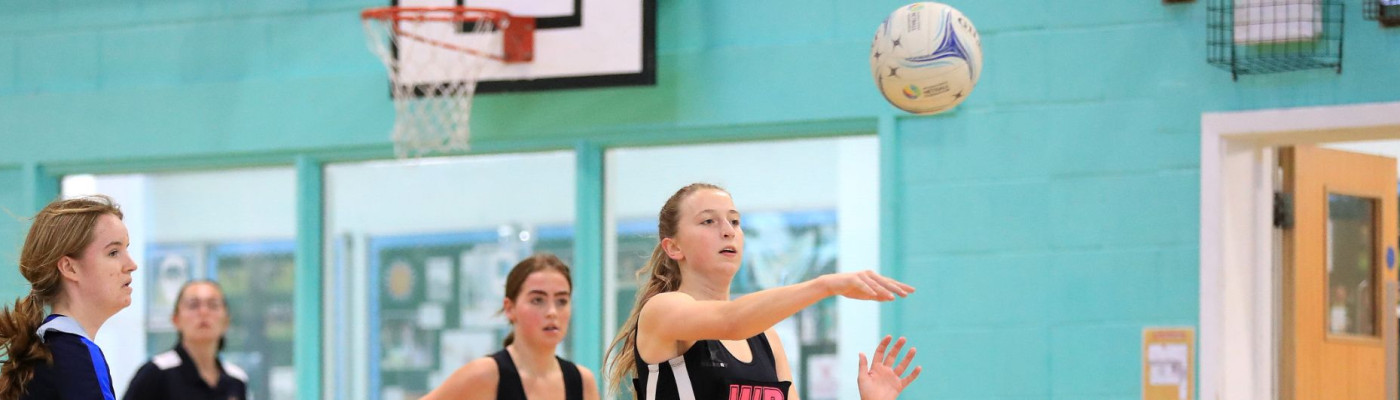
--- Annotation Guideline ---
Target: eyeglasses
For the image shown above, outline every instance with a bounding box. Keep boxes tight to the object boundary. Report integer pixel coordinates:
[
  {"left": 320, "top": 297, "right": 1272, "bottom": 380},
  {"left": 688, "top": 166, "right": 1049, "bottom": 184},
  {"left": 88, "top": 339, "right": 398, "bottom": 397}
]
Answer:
[{"left": 179, "top": 298, "right": 226, "bottom": 311}]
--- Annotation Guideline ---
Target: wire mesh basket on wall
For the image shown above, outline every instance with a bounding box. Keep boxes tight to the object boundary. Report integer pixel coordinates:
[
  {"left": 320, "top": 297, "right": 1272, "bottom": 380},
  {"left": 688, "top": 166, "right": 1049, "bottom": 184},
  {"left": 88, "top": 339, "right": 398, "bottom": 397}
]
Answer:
[
  {"left": 1208, "top": 0, "right": 1344, "bottom": 80},
  {"left": 1363, "top": 0, "right": 1400, "bottom": 27}
]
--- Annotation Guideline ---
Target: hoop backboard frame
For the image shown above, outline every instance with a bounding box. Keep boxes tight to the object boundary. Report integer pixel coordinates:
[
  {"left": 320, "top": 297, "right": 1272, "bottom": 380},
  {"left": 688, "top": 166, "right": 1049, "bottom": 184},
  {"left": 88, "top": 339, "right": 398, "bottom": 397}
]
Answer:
[{"left": 388, "top": 0, "right": 656, "bottom": 94}]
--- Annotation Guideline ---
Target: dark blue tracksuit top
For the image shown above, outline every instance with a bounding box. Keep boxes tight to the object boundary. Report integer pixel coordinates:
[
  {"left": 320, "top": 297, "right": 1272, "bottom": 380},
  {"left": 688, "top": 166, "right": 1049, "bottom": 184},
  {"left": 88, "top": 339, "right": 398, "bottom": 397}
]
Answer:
[{"left": 21, "top": 314, "right": 117, "bottom": 400}]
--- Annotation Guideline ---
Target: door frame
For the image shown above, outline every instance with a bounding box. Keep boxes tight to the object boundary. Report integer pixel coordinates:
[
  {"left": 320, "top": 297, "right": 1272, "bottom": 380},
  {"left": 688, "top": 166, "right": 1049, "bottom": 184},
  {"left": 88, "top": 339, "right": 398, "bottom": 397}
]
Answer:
[{"left": 1201, "top": 101, "right": 1400, "bottom": 400}]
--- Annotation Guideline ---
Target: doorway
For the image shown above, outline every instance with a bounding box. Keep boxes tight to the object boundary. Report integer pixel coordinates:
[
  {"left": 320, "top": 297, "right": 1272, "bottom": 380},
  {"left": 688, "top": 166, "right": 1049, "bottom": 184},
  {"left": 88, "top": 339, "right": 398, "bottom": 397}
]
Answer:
[{"left": 1201, "top": 101, "right": 1400, "bottom": 400}]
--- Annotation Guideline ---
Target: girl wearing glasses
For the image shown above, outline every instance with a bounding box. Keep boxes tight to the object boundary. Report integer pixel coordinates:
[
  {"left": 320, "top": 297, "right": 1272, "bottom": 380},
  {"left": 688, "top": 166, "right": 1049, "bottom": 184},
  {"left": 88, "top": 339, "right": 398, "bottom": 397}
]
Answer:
[{"left": 123, "top": 280, "right": 247, "bottom": 400}]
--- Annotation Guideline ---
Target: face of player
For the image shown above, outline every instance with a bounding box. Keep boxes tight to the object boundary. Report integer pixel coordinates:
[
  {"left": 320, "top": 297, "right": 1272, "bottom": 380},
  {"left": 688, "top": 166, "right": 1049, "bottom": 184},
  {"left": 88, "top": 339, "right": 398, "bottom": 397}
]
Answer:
[
  {"left": 504, "top": 271, "right": 572, "bottom": 347},
  {"left": 66, "top": 213, "right": 138, "bottom": 317},
  {"left": 666, "top": 188, "right": 744, "bottom": 278},
  {"left": 172, "top": 282, "right": 230, "bottom": 345}
]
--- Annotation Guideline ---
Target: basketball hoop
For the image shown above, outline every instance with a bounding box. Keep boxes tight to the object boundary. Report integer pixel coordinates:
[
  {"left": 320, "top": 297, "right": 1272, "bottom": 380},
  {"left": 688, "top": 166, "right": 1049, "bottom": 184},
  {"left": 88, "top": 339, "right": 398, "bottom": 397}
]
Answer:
[{"left": 361, "top": 7, "right": 534, "bottom": 157}]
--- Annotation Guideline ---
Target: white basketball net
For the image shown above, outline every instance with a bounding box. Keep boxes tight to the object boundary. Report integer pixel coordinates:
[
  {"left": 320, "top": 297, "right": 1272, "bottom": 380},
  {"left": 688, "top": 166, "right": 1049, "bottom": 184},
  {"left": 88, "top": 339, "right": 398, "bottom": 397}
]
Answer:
[{"left": 362, "top": 9, "right": 505, "bottom": 158}]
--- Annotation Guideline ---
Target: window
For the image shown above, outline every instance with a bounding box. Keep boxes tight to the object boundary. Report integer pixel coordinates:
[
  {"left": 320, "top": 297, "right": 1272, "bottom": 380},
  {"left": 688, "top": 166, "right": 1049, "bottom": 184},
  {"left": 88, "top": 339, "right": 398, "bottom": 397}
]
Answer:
[{"left": 323, "top": 152, "right": 576, "bottom": 400}]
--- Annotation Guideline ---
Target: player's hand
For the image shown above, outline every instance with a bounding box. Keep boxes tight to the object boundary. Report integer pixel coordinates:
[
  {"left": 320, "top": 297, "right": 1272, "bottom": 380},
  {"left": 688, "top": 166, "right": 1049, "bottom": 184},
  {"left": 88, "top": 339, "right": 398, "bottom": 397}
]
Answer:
[
  {"left": 858, "top": 335, "right": 921, "bottom": 400},
  {"left": 820, "top": 270, "right": 914, "bottom": 301}
]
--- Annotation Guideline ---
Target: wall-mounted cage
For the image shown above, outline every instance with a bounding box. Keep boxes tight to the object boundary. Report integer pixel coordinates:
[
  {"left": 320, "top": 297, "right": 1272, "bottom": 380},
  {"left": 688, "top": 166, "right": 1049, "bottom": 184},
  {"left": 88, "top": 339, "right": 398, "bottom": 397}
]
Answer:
[
  {"left": 1208, "top": 0, "right": 1344, "bottom": 80},
  {"left": 1363, "top": 0, "right": 1400, "bottom": 27}
]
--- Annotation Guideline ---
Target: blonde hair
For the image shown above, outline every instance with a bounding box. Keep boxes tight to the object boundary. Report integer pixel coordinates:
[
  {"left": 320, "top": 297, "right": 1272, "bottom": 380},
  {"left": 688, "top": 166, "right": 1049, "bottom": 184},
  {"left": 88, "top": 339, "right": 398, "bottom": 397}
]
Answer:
[
  {"left": 0, "top": 195, "right": 122, "bottom": 400},
  {"left": 603, "top": 183, "right": 724, "bottom": 396}
]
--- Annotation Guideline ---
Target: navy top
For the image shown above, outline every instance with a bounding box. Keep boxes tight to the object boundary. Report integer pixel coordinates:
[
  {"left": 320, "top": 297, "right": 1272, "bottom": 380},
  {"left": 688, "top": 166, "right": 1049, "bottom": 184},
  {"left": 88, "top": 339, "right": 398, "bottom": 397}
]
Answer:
[
  {"left": 490, "top": 349, "right": 583, "bottom": 400},
  {"left": 633, "top": 328, "right": 791, "bottom": 400},
  {"left": 21, "top": 314, "right": 116, "bottom": 400},
  {"left": 122, "top": 342, "right": 248, "bottom": 400}
]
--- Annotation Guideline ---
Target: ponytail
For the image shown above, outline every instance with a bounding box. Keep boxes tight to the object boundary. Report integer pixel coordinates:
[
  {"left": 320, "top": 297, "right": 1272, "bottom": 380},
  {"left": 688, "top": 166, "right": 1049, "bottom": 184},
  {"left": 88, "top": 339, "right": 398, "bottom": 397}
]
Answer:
[
  {"left": 0, "top": 294, "right": 54, "bottom": 399},
  {"left": 602, "top": 241, "right": 684, "bottom": 396}
]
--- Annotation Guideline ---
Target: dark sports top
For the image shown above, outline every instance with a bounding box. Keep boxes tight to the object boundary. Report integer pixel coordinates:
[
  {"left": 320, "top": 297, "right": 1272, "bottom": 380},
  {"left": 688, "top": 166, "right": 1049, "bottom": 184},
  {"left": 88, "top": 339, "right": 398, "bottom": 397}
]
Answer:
[
  {"left": 633, "top": 330, "right": 792, "bottom": 400},
  {"left": 122, "top": 342, "right": 249, "bottom": 400},
  {"left": 490, "top": 349, "right": 584, "bottom": 400},
  {"left": 21, "top": 314, "right": 116, "bottom": 400}
]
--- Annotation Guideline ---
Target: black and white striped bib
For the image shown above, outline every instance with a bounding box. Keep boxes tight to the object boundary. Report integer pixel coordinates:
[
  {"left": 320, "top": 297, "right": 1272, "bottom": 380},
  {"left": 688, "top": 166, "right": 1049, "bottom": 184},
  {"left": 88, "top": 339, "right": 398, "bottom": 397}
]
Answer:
[{"left": 633, "top": 332, "right": 792, "bottom": 400}]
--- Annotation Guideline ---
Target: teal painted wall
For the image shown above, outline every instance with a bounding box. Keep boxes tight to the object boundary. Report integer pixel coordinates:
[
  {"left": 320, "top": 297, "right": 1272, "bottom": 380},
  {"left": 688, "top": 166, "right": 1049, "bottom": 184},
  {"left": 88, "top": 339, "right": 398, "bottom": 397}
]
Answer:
[
  {"left": 890, "top": 2, "right": 1394, "bottom": 398},
  {"left": 0, "top": 0, "right": 1398, "bottom": 399},
  {"left": 0, "top": 167, "right": 25, "bottom": 300}
]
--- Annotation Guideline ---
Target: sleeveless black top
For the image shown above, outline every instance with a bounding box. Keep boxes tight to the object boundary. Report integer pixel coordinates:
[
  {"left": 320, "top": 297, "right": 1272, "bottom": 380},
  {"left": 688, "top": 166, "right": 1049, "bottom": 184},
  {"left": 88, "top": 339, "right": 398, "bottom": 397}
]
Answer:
[
  {"left": 490, "top": 349, "right": 584, "bottom": 400},
  {"left": 633, "top": 331, "right": 792, "bottom": 400}
]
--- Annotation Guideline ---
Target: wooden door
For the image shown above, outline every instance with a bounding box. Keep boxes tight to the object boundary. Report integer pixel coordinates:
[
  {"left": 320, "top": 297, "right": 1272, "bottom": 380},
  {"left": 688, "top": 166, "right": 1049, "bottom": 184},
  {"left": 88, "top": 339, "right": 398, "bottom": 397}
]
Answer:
[{"left": 1280, "top": 145, "right": 1398, "bottom": 400}]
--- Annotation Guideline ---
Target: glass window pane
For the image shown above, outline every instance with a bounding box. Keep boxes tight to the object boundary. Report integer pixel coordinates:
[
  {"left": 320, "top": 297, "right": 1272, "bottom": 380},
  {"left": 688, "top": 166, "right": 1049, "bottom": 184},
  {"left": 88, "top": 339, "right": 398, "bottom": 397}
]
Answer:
[
  {"left": 605, "top": 136, "right": 878, "bottom": 400},
  {"left": 62, "top": 168, "right": 297, "bottom": 400},
  {"left": 1327, "top": 193, "right": 1377, "bottom": 336},
  {"left": 324, "top": 152, "right": 575, "bottom": 400}
]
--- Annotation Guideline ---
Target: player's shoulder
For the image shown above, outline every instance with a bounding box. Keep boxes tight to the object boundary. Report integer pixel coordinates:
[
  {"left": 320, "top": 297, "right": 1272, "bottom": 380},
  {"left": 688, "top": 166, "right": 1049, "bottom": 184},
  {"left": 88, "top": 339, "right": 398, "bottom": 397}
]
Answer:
[
  {"left": 576, "top": 363, "right": 597, "bottom": 383},
  {"left": 222, "top": 360, "right": 249, "bottom": 382},
  {"left": 638, "top": 291, "right": 701, "bottom": 331},
  {"left": 454, "top": 356, "right": 502, "bottom": 386},
  {"left": 151, "top": 350, "right": 182, "bottom": 370},
  {"left": 643, "top": 291, "right": 695, "bottom": 308},
  {"left": 422, "top": 356, "right": 500, "bottom": 400},
  {"left": 41, "top": 331, "right": 96, "bottom": 361},
  {"left": 576, "top": 363, "right": 600, "bottom": 399}
]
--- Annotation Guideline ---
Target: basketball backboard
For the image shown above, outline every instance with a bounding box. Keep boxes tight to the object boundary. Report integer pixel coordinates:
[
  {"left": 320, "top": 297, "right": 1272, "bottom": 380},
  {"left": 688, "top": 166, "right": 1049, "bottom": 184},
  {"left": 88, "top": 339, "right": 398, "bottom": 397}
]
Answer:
[{"left": 388, "top": 0, "right": 655, "bottom": 93}]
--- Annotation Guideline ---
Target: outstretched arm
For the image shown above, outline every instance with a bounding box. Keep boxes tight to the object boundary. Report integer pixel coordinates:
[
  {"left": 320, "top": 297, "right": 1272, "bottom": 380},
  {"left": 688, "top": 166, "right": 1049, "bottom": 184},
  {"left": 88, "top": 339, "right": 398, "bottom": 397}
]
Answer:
[
  {"left": 643, "top": 271, "right": 913, "bottom": 343},
  {"left": 857, "top": 336, "right": 921, "bottom": 400}
]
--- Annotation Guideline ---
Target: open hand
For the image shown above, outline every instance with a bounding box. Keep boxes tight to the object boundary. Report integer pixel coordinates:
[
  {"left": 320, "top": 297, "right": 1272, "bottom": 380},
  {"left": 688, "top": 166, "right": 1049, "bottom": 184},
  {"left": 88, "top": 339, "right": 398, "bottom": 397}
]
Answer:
[
  {"left": 822, "top": 270, "right": 914, "bottom": 301},
  {"left": 857, "top": 335, "right": 921, "bottom": 400}
]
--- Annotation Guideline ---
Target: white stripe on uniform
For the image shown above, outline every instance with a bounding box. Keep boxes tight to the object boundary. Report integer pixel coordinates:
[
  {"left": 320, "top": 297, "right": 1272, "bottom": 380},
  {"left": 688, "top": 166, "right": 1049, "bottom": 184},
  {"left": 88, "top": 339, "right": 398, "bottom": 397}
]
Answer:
[
  {"left": 646, "top": 364, "right": 660, "bottom": 400},
  {"left": 668, "top": 356, "right": 697, "bottom": 400}
]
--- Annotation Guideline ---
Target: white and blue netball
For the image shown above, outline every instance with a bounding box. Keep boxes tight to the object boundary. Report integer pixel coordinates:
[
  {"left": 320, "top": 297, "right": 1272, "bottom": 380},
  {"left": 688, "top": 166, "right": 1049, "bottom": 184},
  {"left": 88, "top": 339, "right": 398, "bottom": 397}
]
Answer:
[{"left": 870, "top": 2, "right": 982, "bottom": 115}]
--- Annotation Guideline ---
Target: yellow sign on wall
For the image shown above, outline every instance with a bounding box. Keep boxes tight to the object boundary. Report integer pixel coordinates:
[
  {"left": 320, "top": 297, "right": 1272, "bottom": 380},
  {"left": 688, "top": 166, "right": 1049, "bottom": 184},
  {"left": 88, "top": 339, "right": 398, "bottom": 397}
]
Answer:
[{"left": 1143, "top": 327, "right": 1194, "bottom": 400}]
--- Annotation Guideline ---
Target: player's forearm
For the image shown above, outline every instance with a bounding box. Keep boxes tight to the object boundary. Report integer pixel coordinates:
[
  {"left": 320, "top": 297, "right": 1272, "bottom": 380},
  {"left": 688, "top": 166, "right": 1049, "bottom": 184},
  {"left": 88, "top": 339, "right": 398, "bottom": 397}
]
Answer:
[{"left": 713, "top": 277, "right": 832, "bottom": 339}]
